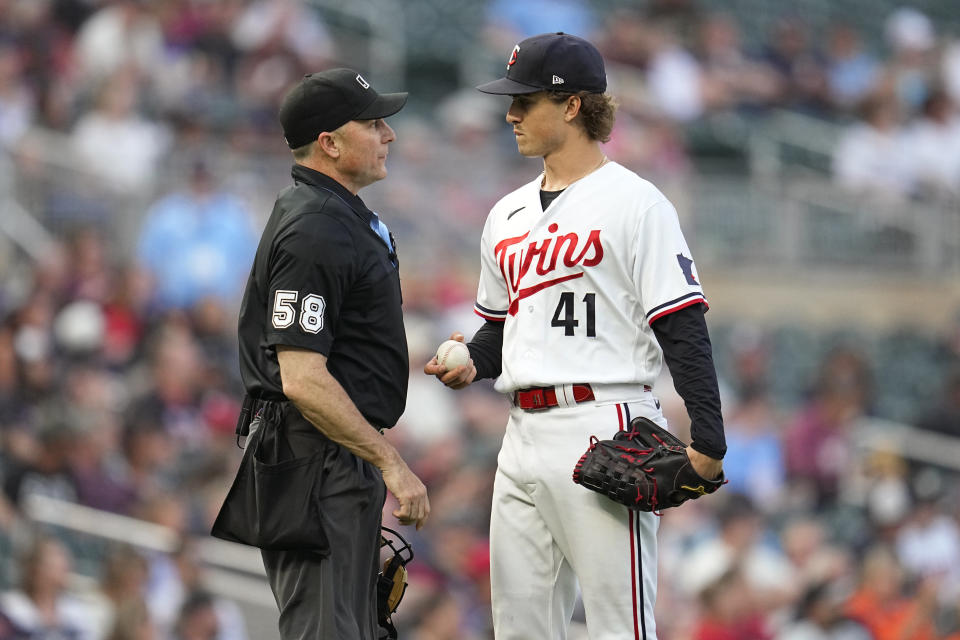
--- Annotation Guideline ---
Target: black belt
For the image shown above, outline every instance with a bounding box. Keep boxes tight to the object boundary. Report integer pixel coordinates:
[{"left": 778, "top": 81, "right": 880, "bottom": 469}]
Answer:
[{"left": 235, "top": 394, "right": 287, "bottom": 442}]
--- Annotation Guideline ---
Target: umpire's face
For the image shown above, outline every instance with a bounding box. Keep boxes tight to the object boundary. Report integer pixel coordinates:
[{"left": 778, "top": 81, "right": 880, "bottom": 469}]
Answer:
[{"left": 329, "top": 117, "right": 397, "bottom": 192}]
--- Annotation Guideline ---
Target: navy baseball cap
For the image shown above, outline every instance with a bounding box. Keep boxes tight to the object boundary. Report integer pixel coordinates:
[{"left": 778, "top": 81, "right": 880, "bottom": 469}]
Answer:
[
  {"left": 279, "top": 68, "right": 408, "bottom": 148},
  {"left": 477, "top": 32, "right": 606, "bottom": 95}
]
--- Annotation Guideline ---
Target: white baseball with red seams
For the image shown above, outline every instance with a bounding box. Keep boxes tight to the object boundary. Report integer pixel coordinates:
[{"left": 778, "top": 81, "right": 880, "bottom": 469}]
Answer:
[{"left": 435, "top": 339, "right": 470, "bottom": 371}]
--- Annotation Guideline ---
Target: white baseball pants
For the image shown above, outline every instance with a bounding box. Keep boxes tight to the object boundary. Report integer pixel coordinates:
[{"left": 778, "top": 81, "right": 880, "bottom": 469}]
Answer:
[{"left": 490, "top": 392, "right": 664, "bottom": 640}]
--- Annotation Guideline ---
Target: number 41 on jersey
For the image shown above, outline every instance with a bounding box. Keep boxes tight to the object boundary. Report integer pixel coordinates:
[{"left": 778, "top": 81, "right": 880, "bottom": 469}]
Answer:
[{"left": 551, "top": 292, "right": 596, "bottom": 337}]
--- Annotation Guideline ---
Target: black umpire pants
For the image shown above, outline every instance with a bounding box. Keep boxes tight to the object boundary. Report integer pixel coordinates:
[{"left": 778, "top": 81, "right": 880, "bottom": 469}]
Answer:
[{"left": 256, "top": 403, "right": 387, "bottom": 640}]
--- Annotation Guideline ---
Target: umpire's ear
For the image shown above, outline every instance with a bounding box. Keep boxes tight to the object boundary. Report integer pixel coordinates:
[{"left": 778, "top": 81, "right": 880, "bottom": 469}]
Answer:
[{"left": 317, "top": 131, "right": 340, "bottom": 159}]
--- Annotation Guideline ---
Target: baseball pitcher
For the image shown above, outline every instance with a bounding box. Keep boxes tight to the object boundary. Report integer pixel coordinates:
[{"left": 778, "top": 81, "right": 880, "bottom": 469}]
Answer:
[{"left": 425, "top": 33, "right": 727, "bottom": 639}]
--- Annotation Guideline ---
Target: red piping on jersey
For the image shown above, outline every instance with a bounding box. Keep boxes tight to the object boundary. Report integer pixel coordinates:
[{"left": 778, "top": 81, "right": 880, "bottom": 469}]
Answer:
[
  {"left": 473, "top": 308, "right": 506, "bottom": 322},
  {"left": 617, "top": 403, "right": 642, "bottom": 638},
  {"left": 648, "top": 297, "right": 708, "bottom": 325},
  {"left": 507, "top": 272, "right": 584, "bottom": 315}
]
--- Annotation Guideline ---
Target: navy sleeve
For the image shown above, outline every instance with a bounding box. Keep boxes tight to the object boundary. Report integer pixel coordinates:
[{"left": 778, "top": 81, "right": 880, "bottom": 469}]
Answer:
[
  {"left": 467, "top": 320, "right": 504, "bottom": 380},
  {"left": 264, "top": 213, "right": 355, "bottom": 355},
  {"left": 650, "top": 304, "right": 726, "bottom": 459}
]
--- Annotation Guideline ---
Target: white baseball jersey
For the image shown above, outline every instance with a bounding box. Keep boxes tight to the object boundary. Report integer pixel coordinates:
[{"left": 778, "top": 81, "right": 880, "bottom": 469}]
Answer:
[
  {"left": 481, "top": 162, "right": 706, "bottom": 639},
  {"left": 474, "top": 161, "right": 707, "bottom": 396}
]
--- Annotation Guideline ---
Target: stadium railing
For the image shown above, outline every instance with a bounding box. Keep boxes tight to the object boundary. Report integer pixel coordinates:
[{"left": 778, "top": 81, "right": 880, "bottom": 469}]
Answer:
[{"left": 20, "top": 494, "right": 280, "bottom": 640}]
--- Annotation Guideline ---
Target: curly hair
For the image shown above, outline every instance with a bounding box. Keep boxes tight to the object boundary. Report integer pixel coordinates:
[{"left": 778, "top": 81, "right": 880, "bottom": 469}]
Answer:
[{"left": 546, "top": 91, "right": 618, "bottom": 143}]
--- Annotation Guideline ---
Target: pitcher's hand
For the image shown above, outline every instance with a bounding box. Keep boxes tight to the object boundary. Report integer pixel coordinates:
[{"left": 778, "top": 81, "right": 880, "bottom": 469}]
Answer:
[{"left": 424, "top": 332, "right": 476, "bottom": 390}]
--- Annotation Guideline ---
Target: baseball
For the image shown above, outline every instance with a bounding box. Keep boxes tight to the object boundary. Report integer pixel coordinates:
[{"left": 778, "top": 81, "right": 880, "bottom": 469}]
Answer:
[{"left": 436, "top": 340, "right": 470, "bottom": 371}]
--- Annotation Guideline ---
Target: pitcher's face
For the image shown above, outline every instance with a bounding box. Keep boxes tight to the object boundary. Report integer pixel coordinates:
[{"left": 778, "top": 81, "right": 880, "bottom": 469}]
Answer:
[{"left": 506, "top": 93, "right": 570, "bottom": 158}]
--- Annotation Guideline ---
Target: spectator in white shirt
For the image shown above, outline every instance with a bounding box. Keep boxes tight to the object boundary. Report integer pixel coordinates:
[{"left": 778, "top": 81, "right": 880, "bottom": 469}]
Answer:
[
  {"left": 833, "top": 93, "right": 913, "bottom": 199},
  {"left": 903, "top": 90, "right": 960, "bottom": 198}
]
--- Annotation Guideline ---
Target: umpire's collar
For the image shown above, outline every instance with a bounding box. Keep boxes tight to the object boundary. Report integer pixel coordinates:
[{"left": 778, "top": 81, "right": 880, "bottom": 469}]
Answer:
[{"left": 291, "top": 163, "right": 375, "bottom": 225}]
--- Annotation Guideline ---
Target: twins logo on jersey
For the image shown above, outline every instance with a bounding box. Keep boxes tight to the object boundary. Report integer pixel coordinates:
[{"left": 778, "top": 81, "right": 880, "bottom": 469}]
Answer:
[{"left": 494, "top": 222, "right": 603, "bottom": 315}]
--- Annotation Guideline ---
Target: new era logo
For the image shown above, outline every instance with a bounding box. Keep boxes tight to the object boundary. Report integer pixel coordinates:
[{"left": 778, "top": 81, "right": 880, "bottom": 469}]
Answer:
[
  {"left": 356, "top": 74, "right": 370, "bottom": 89},
  {"left": 552, "top": 75, "right": 564, "bottom": 85}
]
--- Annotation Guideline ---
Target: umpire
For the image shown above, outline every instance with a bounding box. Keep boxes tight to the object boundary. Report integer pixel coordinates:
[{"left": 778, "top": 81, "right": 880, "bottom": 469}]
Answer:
[{"left": 212, "top": 69, "right": 429, "bottom": 640}]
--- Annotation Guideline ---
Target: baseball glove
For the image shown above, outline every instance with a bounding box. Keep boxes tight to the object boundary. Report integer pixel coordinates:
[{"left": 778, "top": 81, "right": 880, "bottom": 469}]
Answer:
[{"left": 572, "top": 416, "right": 724, "bottom": 513}]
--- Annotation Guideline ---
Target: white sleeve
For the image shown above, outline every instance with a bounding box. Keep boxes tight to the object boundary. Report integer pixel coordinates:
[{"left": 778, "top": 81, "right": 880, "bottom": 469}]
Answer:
[
  {"left": 474, "top": 212, "right": 509, "bottom": 322},
  {"left": 634, "top": 198, "right": 707, "bottom": 325}
]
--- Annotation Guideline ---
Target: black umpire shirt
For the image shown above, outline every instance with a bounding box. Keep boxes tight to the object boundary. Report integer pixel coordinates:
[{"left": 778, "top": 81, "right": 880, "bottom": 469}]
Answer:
[{"left": 237, "top": 164, "right": 408, "bottom": 430}]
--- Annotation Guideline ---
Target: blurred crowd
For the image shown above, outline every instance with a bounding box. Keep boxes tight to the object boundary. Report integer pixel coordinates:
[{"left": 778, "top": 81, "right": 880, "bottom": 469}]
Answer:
[
  {"left": 479, "top": 0, "right": 960, "bottom": 200},
  {"left": 1, "top": 0, "right": 959, "bottom": 214},
  {"left": 3, "top": 227, "right": 960, "bottom": 640},
  {"left": 0, "top": 0, "right": 959, "bottom": 639}
]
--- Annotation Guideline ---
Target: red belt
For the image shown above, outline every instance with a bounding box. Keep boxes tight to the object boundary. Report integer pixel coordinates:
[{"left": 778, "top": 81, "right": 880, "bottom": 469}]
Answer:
[
  {"left": 513, "top": 384, "right": 654, "bottom": 411},
  {"left": 513, "top": 384, "right": 594, "bottom": 410}
]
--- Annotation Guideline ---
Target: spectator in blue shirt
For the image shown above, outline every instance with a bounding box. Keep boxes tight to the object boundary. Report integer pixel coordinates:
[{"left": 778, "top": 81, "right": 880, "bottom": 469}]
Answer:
[{"left": 137, "top": 160, "right": 257, "bottom": 311}]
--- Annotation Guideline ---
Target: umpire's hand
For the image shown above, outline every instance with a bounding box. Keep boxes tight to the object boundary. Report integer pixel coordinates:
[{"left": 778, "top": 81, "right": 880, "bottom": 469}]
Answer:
[
  {"left": 423, "top": 333, "right": 477, "bottom": 390},
  {"left": 380, "top": 453, "right": 430, "bottom": 529}
]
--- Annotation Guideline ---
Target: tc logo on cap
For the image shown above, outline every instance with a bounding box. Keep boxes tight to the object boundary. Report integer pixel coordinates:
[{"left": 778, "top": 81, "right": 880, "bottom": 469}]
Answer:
[
  {"left": 507, "top": 45, "right": 520, "bottom": 69},
  {"left": 355, "top": 74, "right": 370, "bottom": 89}
]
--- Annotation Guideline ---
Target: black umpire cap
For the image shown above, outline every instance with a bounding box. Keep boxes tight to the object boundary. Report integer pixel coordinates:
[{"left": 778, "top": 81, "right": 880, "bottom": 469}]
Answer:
[
  {"left": 279, "top": 68, "right": 408, "bottom": 148},
  {"left": 477, "top": 32, "right": 606, "bottom": 95}
]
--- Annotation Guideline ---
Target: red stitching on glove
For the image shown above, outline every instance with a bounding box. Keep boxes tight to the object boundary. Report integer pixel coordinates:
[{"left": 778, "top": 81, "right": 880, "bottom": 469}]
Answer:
[{"left": 612, "top": 444, "right": 653, "bottom": 456}]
